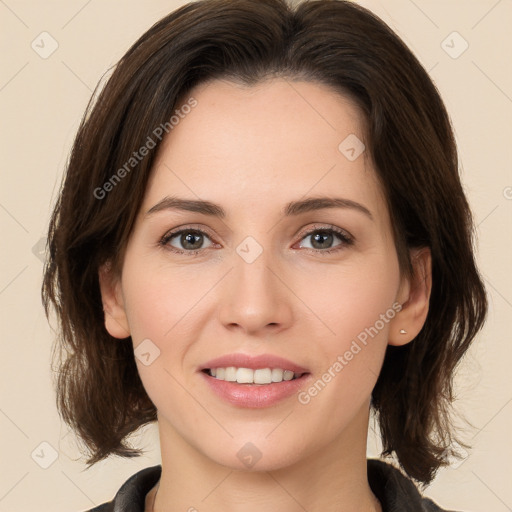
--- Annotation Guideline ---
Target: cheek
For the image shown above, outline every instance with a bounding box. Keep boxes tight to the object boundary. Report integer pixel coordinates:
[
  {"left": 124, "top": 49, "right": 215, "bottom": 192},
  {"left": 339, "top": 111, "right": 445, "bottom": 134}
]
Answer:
[
  {"left": 119, "top": 260, "right": 219, "bottom": 406},
  {"left": 293, "top": 253, "right": 400, "bottom": 405},
  {"left": 296, "top": 252, "right": 400, "bottom": 343},
  {"left": 121, "top": 260, "right": 212, "bottom": 341}
]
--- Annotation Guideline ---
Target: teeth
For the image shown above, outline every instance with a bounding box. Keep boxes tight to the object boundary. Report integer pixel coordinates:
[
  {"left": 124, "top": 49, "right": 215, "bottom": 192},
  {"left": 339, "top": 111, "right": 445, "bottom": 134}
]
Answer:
[
  {"left": 254, "top": 368, "right": 271, "bottom": 384},
  {"left": 208, "top": 367, "right": 302, "bottom": 384},
  {"left": 271, "top": 368, "right": 283, "bottom": 382},
  {"left": 236, "top": 367, "right": 253, "bottom": 383},
  {"left": 283, "top": 370, "right": 295, "bottom": 381},
  {"left": 225, "top": 366, "right": 237, "bottom": 381}
]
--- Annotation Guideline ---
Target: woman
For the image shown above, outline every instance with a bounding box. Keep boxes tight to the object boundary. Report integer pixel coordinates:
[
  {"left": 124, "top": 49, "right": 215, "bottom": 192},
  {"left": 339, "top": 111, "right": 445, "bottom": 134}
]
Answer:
[{"left": 43, "top": 0, "right": 487, "bottom": 510}]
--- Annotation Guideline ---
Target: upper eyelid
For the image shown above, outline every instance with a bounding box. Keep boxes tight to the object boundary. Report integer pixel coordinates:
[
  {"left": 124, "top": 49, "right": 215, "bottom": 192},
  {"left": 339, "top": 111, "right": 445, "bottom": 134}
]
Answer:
[
  {"left": 163, "top": 224, "right": 216, "bottom": 239},
  {"left": 300, "top": 223, "right": 352, "bottom": 238}
]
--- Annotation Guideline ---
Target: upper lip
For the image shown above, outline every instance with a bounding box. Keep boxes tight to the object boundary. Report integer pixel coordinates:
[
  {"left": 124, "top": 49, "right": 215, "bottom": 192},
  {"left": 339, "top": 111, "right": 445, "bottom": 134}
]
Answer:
[{"left": 200, "top": 353, "right": 309, "bottom": 374}]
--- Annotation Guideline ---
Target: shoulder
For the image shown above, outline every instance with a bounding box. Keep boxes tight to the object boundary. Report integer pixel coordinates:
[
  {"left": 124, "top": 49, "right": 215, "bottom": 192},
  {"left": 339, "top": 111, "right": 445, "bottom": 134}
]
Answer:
[
  {"left": 82, "top": 465, "right": 161, "bottom": 512},
  {"left": 367, "top": 459, "right": 461, "bottom": 512}
]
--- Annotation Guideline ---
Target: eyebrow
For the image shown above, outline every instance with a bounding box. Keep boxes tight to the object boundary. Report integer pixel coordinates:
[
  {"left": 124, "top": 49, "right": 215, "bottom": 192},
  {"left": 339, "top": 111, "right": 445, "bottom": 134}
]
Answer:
[{"left": 146, "top": 195, "right": 373, "bottom": 220}]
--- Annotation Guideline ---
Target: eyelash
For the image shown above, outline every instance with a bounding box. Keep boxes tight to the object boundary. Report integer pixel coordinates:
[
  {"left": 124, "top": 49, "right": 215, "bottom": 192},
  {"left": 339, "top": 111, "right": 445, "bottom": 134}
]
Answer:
[{"left": 159, "top": 224, "right": 354, "bottom": 257}]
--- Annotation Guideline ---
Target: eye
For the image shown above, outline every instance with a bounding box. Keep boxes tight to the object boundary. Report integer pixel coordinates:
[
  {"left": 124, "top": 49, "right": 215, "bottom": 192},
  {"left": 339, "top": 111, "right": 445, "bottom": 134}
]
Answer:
[
  {"left": 160, "top": 227, "right": 215, "bottom": 255},
  {"left": 159, "top": 224, "right": 354, "bottom": 256},
  {"left": 296, "top": 225, "right": 354, "bottom": 254}
]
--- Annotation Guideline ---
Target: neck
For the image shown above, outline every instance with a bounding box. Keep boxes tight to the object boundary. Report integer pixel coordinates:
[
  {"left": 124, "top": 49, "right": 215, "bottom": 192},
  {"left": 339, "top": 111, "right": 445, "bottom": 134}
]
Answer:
[{"left": 148, "top": 405, "right": 381, "bottom": 512}]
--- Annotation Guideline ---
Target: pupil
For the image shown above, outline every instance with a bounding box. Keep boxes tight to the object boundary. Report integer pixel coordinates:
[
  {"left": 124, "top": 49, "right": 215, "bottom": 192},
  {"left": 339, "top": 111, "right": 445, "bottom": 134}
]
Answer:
[
  {"left": 182, "top": 232, "right": 202, "bottom": 250},
  {"left": 312, "top": 231, "right": 332, "bottom": 249}
]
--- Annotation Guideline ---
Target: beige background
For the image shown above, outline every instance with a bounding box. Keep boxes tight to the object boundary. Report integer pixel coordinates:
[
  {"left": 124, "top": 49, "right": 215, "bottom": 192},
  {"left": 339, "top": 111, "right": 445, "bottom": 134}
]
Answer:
[{"left": 1, "top": 0, "right": 511, "bottom": 511}]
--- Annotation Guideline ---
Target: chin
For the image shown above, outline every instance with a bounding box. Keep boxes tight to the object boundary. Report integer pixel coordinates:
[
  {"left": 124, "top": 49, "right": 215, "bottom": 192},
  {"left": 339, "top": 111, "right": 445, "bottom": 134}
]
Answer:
[{"left": 199, "top": 433, "right": 310, "bottom": 473}]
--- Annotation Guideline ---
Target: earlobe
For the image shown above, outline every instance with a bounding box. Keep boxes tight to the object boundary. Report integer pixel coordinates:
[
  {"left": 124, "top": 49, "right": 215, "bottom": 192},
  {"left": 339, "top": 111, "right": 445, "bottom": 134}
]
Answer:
[
  {"left": 388, "top": 247, "right": 432, "bottom": 346},
  {"left": 98, "top": 263, "right": 131, "bottom": 339}
]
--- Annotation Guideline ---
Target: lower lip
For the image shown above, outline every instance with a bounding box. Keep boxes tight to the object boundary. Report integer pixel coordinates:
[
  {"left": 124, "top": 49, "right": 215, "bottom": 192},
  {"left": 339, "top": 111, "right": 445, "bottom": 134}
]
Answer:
[{"left": 199, "top": 371, "right": 311, "bottom": 408}]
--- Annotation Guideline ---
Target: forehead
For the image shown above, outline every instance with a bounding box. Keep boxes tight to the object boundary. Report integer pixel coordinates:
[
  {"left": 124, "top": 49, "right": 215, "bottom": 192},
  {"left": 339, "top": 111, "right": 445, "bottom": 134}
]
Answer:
[{"left": 143, "top": 78, "right": 385, "bottom": 221}]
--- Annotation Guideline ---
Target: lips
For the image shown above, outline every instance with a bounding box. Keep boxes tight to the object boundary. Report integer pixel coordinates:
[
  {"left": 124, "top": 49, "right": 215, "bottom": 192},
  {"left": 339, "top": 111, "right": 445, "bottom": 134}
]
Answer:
[{"left": 199, "top": 353, "right": 311, "bottom": 408}]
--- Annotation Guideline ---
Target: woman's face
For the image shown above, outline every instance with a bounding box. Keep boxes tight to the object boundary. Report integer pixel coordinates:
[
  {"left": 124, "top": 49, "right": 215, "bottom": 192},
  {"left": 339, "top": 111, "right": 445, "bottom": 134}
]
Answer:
[{"left": 103, "top": 78, "right": 411, "bottom": 471}]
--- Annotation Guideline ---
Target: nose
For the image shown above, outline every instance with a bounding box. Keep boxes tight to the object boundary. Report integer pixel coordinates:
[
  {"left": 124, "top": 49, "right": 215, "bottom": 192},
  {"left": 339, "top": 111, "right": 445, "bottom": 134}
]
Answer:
[{"left": 217, "top": 247, "right": 294, "bottom": 336}]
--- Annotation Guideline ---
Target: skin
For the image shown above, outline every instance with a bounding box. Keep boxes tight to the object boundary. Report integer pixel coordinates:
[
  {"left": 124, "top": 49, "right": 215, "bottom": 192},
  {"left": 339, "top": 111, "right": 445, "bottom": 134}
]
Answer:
[{"left": 100, "top": 78, "right": 431, "bottom": 512}]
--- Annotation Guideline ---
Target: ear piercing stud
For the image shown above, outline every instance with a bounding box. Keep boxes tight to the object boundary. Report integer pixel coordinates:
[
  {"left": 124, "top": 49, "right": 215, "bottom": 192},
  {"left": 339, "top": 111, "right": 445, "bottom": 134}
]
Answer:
[{"left": 399, "top": 329, "right": 407, "bottom": 334}]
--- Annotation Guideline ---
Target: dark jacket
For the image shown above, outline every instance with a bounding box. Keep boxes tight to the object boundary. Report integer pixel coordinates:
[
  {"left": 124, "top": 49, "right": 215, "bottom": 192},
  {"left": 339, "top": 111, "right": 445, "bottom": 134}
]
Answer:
[{"left": 85, "top": 459, "right": 457, "bottom": 512}]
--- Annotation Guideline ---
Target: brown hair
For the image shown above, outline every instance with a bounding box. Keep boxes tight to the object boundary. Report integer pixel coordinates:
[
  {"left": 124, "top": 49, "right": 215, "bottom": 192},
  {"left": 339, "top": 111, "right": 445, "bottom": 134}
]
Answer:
[{"left": 43, "top": 0, "right": 487, "bottom": 483}]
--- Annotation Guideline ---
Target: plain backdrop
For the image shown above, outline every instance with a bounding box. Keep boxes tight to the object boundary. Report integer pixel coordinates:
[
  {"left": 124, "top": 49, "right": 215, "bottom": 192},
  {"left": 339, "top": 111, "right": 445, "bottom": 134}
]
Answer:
[{"left": 0, "top": 1, "right": 511, "bottom": 511}]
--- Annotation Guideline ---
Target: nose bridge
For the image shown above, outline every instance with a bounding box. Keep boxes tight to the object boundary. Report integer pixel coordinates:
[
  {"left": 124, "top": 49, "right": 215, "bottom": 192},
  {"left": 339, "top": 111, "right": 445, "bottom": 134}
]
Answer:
[
  {"left": 235, "top": 248, "right": 276, "bottom": 299},
  {"left": 218, "top": 237, "right": 293, "bottom": 333}
]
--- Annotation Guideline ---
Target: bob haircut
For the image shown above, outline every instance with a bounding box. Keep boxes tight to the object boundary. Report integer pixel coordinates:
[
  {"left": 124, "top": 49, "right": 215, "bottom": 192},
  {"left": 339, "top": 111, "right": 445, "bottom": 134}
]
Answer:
[{"left": 43, "top": 0, "right": 487, "bottom": 484}]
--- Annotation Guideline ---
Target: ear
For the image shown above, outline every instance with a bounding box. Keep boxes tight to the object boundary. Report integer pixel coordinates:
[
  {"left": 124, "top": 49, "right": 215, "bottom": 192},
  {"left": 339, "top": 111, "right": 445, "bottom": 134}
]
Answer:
[
  {"left": 388, "top": 247, "right": 432, "bottom": 346},
  {"left": 98, "top": 262, "right": 131, "bottom": 339}
]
